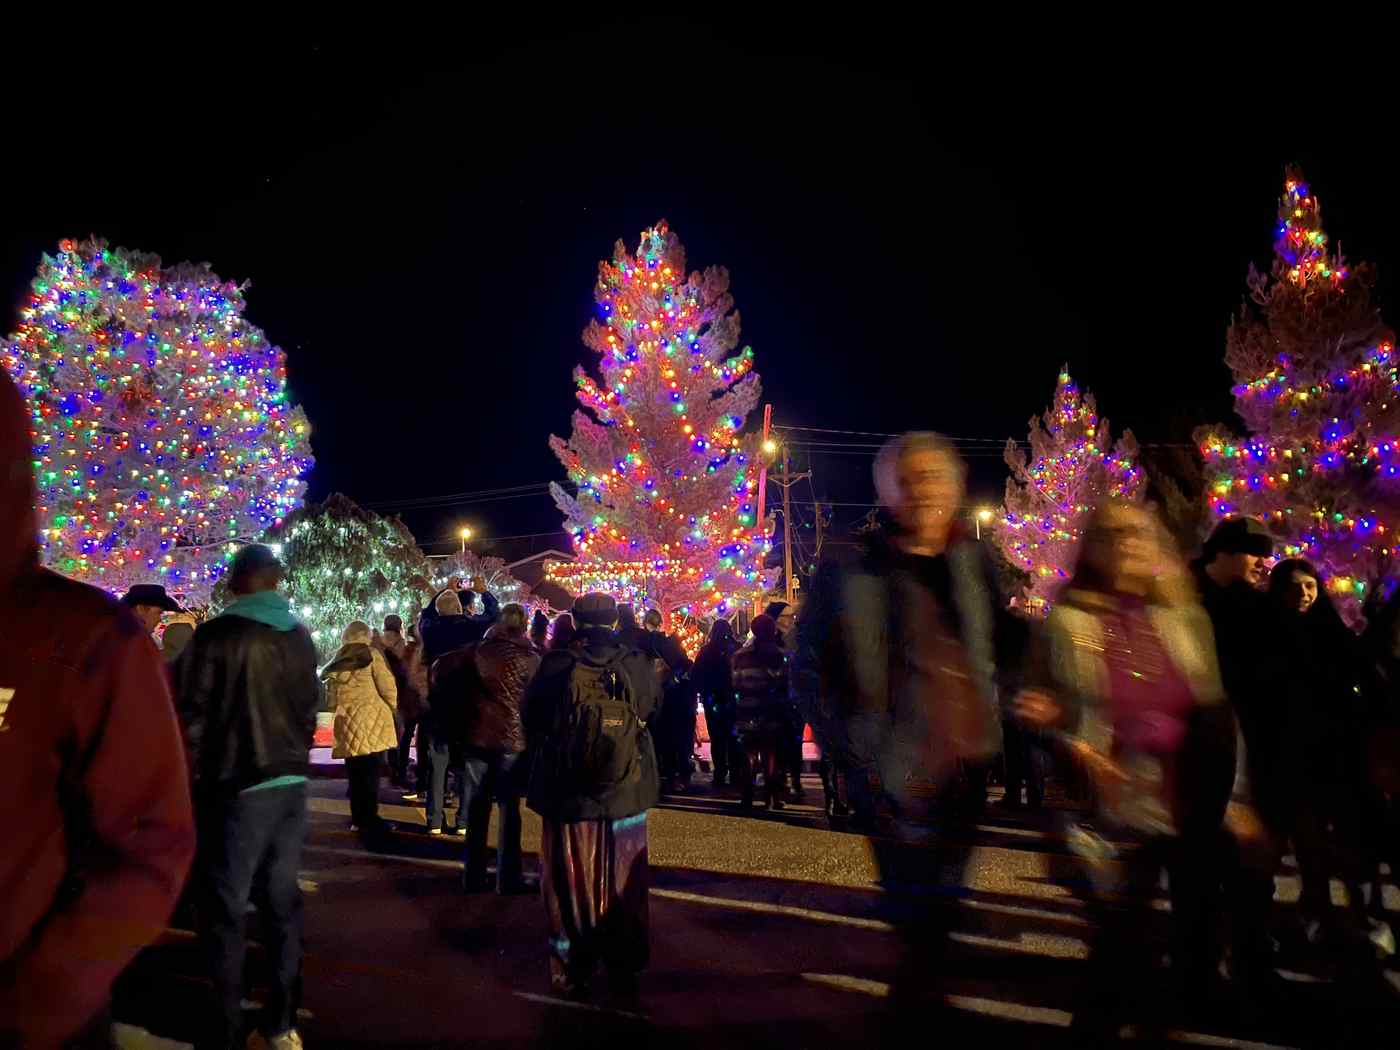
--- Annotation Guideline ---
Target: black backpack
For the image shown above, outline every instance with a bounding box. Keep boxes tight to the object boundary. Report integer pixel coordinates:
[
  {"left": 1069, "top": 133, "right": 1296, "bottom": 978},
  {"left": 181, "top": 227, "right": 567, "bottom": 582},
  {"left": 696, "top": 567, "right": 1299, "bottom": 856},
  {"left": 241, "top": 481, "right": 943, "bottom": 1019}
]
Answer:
[{"left": 549, "top": 653, "right": 643, "bottom": 797}]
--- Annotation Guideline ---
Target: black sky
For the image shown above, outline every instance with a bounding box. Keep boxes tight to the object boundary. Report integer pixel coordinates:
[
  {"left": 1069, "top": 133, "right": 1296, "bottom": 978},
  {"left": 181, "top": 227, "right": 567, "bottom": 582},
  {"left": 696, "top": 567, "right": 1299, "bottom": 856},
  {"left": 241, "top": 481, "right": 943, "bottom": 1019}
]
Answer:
[{"left": 6, "top": 23, "right": 1399, "bottom": 563}]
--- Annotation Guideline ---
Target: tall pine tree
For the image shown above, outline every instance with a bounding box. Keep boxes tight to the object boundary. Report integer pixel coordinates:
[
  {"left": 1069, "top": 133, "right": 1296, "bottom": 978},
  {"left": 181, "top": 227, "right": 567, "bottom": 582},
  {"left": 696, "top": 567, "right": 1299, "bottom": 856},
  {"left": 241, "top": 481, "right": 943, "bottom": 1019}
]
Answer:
[
  {"left": 1, "top": 238, "right": 313, "bottom": 603},
  {"left": 995, "top": 367, "right": 1142, "bottom": 613},
  {"left": 1196, "top": 168, "right": 1399, "bottom": 621},
  {"left": 548, "top": 222, "right": 771, "bottom": 622}
]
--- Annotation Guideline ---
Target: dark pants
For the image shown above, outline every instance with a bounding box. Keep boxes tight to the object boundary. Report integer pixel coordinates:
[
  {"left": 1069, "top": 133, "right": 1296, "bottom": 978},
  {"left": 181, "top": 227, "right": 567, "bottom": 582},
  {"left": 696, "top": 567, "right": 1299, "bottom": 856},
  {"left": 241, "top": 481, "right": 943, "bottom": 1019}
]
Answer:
[
  {"left": 196, "top": 782, "right": 308, "bottom": 1050},
  {"left": 346, "top": 752, "right": 384, "bottom": 832},
  {"left": 780, "top": 710, "right": 805, "bottom": 792},
  {"left": 461, "top": 748, "right": 524, "bottom": 890},
  {"left": 1000, "top": 717, "right": 1045, "bottom": 806},
  {"left": 657, "top": 686, "right": 696, "bottom": 786},
  {"left": 393, "top": 715, "right": 420, "bottom": 786},
  {"left": 867, "top": 782, "right": 978, "bottom": 1028},
  {"left": 701, "top": 697, "right": 736, "bottom": 784},
  {"left": 1071, "top": 829, "right": 1218, "bottom": 1030},
  {"left": 424, "top": 731, "right": 466, "bottom": 831},
  {"left": 736, "top": 724, "right": 784, "bottom": 807}
]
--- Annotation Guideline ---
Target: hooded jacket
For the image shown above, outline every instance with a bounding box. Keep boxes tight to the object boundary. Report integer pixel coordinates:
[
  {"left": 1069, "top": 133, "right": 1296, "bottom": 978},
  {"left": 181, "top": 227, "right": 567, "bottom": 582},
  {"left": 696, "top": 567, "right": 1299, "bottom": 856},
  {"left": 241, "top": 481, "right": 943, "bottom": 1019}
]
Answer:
[
  {"left": 0, "top": 372, "right": 196, "bottom": 1045},
  {"left": 175, "top": 588, "right": 321, "bottom": 796},
  {"left": 324, "top": 635, "right": 399, "bottom": 759}
]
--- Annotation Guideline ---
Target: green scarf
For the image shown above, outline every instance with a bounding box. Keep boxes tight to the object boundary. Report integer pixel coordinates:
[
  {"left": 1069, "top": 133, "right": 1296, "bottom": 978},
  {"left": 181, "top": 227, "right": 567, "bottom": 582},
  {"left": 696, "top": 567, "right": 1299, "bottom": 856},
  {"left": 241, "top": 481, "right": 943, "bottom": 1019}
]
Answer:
[{"left": 221, "top": 590, "right": 300, "bottom": 632}]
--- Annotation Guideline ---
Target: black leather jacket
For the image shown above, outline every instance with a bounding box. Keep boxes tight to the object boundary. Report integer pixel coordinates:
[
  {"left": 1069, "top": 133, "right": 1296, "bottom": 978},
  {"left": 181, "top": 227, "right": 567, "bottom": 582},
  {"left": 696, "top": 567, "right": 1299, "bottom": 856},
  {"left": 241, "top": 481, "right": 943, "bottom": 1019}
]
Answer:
[{"left": 176, "top": 615, "right": 322, "bottom": 796}]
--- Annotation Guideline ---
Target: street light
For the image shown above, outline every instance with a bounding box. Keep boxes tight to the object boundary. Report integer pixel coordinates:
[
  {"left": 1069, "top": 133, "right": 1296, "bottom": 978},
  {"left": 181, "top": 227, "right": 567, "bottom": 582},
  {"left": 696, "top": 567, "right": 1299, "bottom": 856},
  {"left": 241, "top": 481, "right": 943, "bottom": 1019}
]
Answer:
[
  {"left": 762, "top": 438, "right": 779, "bottom": 456},
  {"left": 459, "top": 526, "right": 473, "bottom": 554},
  {"left": 975, "top": 506, "right": 994, "bottom": 541}
]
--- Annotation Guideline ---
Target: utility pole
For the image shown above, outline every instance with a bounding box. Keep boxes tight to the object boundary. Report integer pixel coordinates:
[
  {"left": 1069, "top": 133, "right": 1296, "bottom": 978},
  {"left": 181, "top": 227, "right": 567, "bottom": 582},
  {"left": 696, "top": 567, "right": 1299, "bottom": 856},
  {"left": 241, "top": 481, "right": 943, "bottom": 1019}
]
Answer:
[
  {"left": 813, "top": 501, "right": 825, "bottom": 566},
  {"left": 757, "top": 403, "right": 772, "bottom": 528},
  {"left": 769, "top": 444, "right": 811, "bottom": 606}
]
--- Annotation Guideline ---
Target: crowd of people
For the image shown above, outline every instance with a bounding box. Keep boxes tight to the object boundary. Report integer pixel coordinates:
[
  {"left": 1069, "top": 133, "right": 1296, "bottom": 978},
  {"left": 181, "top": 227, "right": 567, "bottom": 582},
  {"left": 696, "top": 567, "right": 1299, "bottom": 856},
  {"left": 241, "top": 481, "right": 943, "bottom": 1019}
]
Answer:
[{"left": 3, "top": 355, "right": 1398, "bottom": 1047}]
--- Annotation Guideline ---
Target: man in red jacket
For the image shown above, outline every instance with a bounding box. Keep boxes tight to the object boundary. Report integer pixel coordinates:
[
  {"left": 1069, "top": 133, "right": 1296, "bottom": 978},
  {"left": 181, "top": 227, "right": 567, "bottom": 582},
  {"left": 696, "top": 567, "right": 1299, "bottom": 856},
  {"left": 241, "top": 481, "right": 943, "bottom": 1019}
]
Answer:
[{"left": 0, "top": 370, "right": 196, "bottom": 1046}]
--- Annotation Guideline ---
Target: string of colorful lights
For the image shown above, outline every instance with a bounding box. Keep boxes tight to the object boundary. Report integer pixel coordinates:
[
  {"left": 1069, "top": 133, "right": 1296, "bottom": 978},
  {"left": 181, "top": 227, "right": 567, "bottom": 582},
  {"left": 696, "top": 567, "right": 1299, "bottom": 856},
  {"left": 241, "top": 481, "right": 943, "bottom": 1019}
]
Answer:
[{"left": 1, "top": 239, "right": 314, "bottom": 603}]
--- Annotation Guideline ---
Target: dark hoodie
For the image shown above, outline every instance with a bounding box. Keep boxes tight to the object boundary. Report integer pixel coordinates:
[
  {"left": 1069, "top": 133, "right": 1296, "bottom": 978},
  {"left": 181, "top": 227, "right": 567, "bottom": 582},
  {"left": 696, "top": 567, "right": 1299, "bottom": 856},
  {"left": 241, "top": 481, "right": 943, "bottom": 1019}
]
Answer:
[{"left": 0, "top": 371, "right": 196, "bottom": 1045}]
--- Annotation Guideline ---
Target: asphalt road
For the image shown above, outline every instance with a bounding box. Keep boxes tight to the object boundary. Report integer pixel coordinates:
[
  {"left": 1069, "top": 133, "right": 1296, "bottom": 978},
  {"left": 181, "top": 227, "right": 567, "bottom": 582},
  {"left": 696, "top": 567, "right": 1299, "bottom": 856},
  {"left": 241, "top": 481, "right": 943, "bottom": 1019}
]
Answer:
[{"left": 111, "top": 775, "right": 1399, "bottom": 1049}]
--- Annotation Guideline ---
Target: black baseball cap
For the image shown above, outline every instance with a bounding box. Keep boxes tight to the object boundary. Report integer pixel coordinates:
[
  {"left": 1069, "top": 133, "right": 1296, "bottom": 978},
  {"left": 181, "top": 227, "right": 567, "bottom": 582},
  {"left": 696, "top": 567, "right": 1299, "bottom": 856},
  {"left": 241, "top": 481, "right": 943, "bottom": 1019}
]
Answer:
[{"left": 1203, "top": 517, "right": 1274, "bottom": 559}]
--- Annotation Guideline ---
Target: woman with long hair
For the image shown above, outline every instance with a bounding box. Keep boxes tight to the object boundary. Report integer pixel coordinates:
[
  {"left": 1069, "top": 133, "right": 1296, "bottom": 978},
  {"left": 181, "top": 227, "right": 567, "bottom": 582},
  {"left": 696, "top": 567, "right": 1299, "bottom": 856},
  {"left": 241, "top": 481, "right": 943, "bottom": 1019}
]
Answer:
[{"left": 1018, "top": 501, "right": 1245, "bottom": 1032}]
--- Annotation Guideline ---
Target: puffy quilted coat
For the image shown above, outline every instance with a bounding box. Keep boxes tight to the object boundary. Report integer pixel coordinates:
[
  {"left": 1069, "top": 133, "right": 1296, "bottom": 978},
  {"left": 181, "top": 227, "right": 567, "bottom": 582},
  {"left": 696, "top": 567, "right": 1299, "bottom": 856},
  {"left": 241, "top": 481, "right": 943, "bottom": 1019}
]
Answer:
[{"left": 325, "top": 643, "right": 399, "bottom": 758}]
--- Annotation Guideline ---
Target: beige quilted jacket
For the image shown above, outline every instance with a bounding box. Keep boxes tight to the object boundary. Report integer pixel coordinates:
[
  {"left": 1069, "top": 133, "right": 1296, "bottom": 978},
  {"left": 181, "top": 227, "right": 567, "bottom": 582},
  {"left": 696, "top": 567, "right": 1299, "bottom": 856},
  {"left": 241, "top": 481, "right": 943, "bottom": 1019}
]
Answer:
[{"left": 326, "top": 643, "right": 399, "bottom": 759}]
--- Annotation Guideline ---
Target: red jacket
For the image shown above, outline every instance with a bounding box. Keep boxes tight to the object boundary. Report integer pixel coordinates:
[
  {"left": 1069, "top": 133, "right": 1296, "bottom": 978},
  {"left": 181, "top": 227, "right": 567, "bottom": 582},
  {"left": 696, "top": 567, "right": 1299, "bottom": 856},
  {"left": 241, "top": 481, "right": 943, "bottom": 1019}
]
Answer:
[{"left": 0, "top": 371, "right": 195, "bottom": 1046}]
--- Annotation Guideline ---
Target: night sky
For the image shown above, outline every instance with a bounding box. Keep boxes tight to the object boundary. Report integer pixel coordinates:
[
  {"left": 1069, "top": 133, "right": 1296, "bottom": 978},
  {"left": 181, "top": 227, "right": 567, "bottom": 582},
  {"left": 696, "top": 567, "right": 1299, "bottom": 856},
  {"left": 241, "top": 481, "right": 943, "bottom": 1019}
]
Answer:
[{"left": 6, "top": 25, "right": 1398, "bottom": 565}]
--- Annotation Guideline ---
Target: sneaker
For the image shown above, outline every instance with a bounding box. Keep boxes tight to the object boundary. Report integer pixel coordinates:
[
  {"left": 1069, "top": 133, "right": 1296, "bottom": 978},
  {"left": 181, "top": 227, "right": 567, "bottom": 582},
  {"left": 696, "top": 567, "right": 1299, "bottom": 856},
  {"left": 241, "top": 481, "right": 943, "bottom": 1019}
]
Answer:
[
  {"left": 248, "top": 1029, "right": 304, "bottom": 1050},
  {"left": 452, "top": 827, "right": 467, "bottom": 837},
  {"left": 401, "top": 791, "right": 422, "bottom": 802},
  {"left": 428, "top": 826, "right": 443, "bottom": 836}
]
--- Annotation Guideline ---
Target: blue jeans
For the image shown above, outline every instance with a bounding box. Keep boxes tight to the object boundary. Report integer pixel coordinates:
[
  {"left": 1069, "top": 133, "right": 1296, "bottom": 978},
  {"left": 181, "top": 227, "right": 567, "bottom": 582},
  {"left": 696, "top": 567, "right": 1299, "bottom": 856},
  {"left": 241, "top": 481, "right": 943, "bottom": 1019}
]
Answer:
[
  {"left": 195, "top": 782, "right": 308, "bottom": 1050},
  {"left": 460, "top": 748, "right": 524, "bottom": 889},
  {"left": 424, "top": 729, "right": 466, "bottom": 832}
]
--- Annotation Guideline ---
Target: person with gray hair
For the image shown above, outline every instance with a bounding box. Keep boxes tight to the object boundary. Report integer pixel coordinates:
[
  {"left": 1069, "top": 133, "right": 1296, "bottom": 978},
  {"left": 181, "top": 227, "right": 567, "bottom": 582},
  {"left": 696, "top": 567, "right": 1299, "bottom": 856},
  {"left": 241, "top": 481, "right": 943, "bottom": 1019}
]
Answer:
[{"left": 792, "top": 431, "right": 1014, "bottom": 1030}]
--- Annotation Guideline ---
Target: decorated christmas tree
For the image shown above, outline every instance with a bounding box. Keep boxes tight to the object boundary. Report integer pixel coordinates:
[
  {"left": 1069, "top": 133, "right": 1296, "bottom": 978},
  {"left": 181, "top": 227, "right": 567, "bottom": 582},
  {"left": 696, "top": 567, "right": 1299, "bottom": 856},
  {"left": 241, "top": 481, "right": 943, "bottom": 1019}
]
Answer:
[
  {"left": 215, "top": 494, "right": 433, "bottom": 657},
  {"left": 1, "top": 238, "right": 313, "bottom": 603},
  {"left": 994, "top": 367, "right": 1142, "bottom": 613},
  {"left": 548, "top": 222, "right": 772, "bottom": 627},
  {"left": 1196, "top": 169, "right": 1399, "bottom": 622}
]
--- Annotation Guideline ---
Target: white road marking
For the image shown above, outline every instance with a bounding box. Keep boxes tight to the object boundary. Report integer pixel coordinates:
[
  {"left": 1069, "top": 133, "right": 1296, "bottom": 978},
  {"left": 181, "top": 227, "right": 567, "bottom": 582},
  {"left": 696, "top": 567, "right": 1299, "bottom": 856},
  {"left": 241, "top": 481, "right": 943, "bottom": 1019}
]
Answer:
[
  {"left": 513, "top": 991, "right": 648, "bottom": 1021},
  {"left": 652, "top": 888, "right": 894, "bottom": 931}
]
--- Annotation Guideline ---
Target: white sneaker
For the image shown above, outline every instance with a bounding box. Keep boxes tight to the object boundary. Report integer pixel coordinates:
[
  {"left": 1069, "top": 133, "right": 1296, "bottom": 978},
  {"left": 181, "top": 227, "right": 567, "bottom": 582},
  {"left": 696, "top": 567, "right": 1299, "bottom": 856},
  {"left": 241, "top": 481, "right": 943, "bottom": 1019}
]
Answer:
[
  {"left": 452, "top": 827, "right": 467, "bottom": 837},
  {"left": 248, "top": 1030, "right": 303, "bottom": 1050},
  {"left": 428, "top": 826, "right": 443, "bottom": 836},
  {"left": 1369, "top": 919, "right": 1396, "bottom": 958}
]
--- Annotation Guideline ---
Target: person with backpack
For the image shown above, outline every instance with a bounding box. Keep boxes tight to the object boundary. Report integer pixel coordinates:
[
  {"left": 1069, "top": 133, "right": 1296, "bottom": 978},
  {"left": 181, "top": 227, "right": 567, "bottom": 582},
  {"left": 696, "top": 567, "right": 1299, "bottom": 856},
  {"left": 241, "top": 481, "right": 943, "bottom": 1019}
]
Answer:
[{"left": 522, "top": 592, "right": 662, "bottom": 998}]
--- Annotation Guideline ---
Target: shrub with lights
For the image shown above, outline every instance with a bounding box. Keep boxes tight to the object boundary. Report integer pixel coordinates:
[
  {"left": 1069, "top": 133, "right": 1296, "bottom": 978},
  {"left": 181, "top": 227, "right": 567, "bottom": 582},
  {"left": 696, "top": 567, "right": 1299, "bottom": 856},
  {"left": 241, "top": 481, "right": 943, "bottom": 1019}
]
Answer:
[
  {"left": 1195, "top": 169, "right": 1400, "bottom": 622},
  {"left": 214, "top": 493, "right": 433, "bottom": 657},
  {"left": 994, "top": 367, "right": 1142, "bottom": 613},
  {"left": 548, "top": 221, "right": 772, "bottom": 630},
  {"left": 1, "top": 238, "right": 313, "bottom": 604}
]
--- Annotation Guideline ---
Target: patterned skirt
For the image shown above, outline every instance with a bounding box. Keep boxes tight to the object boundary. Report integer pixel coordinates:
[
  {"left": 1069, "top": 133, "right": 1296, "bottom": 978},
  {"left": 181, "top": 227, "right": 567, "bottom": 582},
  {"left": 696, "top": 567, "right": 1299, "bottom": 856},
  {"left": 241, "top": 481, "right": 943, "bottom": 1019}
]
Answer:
[{"left": 540, "top": 811, "right": 650, "bottom": 990}]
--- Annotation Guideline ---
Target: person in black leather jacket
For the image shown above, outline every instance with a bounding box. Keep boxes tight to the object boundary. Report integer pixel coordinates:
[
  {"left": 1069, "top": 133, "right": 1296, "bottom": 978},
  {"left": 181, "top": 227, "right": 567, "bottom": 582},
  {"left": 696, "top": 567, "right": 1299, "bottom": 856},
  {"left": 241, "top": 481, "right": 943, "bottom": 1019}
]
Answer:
[{"left": 175, "top": 544, "right": 321, "bottom": 1050}]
